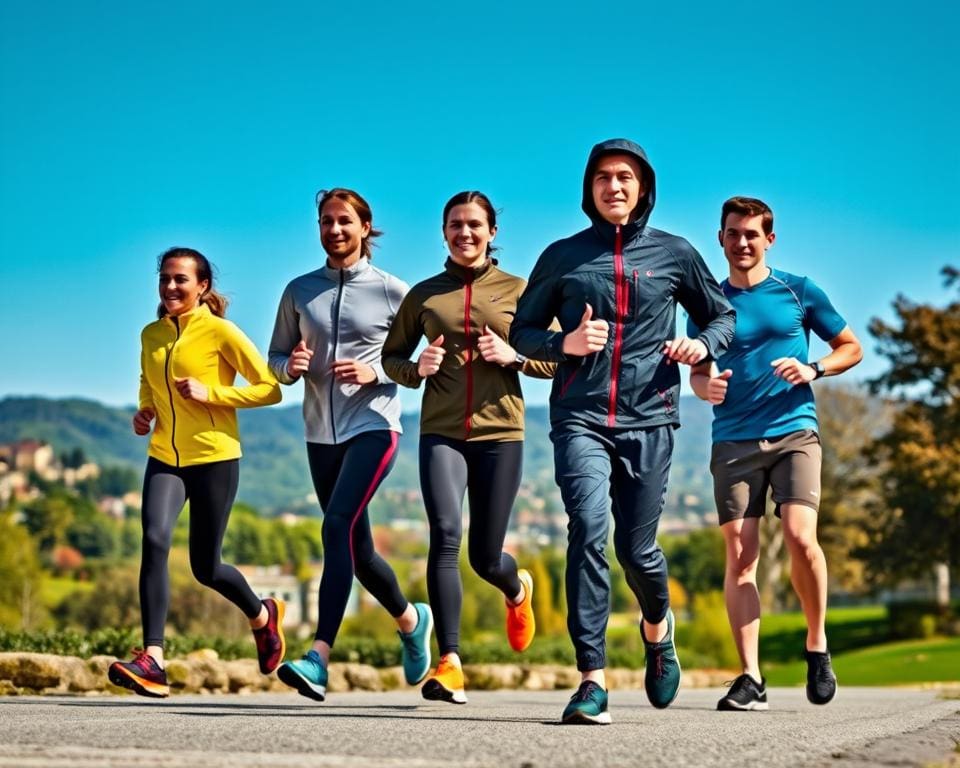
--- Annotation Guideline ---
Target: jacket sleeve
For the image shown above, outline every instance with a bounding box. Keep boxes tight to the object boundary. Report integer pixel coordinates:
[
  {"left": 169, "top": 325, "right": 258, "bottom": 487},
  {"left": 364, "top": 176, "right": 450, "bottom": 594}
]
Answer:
[
  {"left": 370, "top": 275, "right": 410, "bottom": 386},
  {"left": 519, "top": 317, "right": 561, "bottom": 379},
  {"left": 381, "top": 290, "right": 424, "bottom": 389},
  {"left": 509, "top": 248, "right": 568, "bottom": 362},
  {"left": 267, "top": 284, "right": 300, "bottom": 386},
  {"left": 138, "top": 336, "right": 154, "bottom": 411},
  {"left": 207, "top": 322, "right": 282, "bottom": 408},
  {"left": 674, "top": 243, "right": 736, "bottom": 361}
]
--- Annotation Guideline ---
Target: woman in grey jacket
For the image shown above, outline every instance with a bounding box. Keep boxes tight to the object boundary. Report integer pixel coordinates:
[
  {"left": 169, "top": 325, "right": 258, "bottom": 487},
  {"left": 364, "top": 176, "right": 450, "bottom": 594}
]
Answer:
[{"left": 268, "top": 188, "right": 432, "bottom": 702}]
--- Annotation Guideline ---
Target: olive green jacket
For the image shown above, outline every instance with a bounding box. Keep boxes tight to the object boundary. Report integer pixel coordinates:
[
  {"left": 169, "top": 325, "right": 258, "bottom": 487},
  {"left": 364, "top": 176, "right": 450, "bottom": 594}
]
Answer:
[{"left": 383, "top": 258, "right": 556, "bottom": 441}]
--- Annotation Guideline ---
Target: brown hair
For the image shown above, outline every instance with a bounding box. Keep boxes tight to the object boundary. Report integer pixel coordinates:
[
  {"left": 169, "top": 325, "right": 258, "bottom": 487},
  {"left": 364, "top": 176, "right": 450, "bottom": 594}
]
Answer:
[
  {"left": 316, "top": 188, "right": 382, "bottom": 260},
  {"left": 156, "top": 247, "right": 228, "bottom": 319},
  {"left": 442, "top": 191, "right": 499, "bottom": 255},
  {"left": 721, "top": 196, "right": 774, "bottom": 235}
]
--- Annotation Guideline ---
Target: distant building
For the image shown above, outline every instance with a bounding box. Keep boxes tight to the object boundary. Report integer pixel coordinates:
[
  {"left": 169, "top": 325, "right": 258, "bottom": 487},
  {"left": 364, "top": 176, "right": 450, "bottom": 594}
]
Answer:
[{"left": 237, "top": 564, "right": 323, "bottom": 628}]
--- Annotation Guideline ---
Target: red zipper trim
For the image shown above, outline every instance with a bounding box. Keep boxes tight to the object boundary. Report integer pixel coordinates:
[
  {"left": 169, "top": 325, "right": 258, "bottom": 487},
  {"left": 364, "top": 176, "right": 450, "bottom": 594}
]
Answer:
[
  {"left": 558, "top": 367, "right": 580, "bottom": 399},
  {"left": 607, "top": 226, "right": 625, "bottom": 427},
  {"left": 463, "top": 279, "right": 474, "bottom": 438}
]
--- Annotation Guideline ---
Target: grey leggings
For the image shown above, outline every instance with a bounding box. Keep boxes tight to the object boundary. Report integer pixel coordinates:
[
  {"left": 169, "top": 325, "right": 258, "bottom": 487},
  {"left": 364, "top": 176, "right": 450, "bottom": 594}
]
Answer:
[{"left": 139, "top": 457, "right": 261, "bottom": 648}]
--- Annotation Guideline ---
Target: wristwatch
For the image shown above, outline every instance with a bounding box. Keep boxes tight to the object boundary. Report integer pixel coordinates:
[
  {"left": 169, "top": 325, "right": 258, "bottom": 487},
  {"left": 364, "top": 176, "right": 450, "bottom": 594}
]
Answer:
[
  {"left": 512, "top": 353, "right": 528, "bottom": 370},
  {"left": 809, "top": 361, "right": 826, "bottom": 380}
]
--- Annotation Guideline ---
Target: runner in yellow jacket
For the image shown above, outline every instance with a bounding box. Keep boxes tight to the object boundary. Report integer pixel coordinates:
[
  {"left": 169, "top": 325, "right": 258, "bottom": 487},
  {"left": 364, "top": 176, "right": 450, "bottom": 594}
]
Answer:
[{"left": 108, "top": 247, "right": 284, "bottom": 698}]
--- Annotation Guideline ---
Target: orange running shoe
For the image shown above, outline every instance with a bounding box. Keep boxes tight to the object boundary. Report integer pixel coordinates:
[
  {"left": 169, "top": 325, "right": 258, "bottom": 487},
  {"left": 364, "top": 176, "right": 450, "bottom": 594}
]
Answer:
[
  {"left": 421, "top": 654, "right": 467, "bottom": 704},
  {"left": 506, "top": 568, "right": 536, "bottom": 652}
]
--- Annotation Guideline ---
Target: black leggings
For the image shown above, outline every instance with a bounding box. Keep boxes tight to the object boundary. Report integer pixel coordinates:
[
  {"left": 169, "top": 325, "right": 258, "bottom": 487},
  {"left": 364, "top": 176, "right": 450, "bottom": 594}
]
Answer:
[
  {"left": 420, "top": 435, "right": 524, "bottom": 655},
  {"left": 140, "top": 457, "right": 261, "bottom": 648},
  {"left": 307, "top": 431, "right": 408, "bottom": 646}
]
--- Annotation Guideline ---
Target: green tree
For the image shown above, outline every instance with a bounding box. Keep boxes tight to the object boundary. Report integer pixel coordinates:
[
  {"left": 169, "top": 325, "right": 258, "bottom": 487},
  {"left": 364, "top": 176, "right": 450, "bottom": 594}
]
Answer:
[
  {"left": 864, "top": 266, "right": 960, "bottom": 604},
  {"left": 815, "top": 384, "right": 892, "bottom": 594},
  {"left": 0, "top": 507, "right": 46, "bottom": 629},
  {"left": 21, "top": 492, "right": 76, "bottom": 552},
  {"left": 661, "top": 528, "right": 726, "bottom": 597}
]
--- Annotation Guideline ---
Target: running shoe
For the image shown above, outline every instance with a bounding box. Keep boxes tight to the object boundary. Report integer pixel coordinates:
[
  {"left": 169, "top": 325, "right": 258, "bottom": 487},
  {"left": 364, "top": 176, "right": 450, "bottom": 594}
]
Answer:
[
  {"left": 421, "top": 655, "right": 467, "bottom": 704},
  {"left": 398, "top": 602, "right": 433, "bottom": 685},
  {"left": 277, "top": 649, "right": 328, "bottom": 702},
  {"left": 641, "top": 607, "right": 681, "bottom": 709},
  {"left": 560, "top": 680, "right": 611, "bottom": 725},
  {"left": 108, "top": 649, "right": 170, "bottom": 698},
  {"left": 804, "top": 649, "right": 837, "bottom": 705},
  {"left": 506, "top": 569, "right": 536, "bottom": 652},
  {"left": 253, "top": 597, "right": 286, "bottom": 674},
  {"left": 717, "top": 673, "right": 768, "bottom": 711}
]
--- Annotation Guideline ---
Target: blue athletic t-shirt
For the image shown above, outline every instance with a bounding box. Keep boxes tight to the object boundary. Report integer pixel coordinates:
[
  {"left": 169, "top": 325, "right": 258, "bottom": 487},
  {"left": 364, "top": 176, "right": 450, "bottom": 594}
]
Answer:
[{"left": 687, "top": 268, "right": 847, "bottom": 442}]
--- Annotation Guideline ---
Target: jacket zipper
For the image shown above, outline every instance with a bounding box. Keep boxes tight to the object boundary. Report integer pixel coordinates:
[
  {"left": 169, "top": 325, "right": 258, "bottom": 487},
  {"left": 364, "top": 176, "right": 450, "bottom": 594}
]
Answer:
[
  {"left": 607, "top": 226, "right": 626, "bottom": 427},
  {"left": 463, "top": 277, "right": 474, "bottom": 439},
  {"left": 633, "top": 269, "right": 640, "bottom": 320},
  {"left": 164, "top": 316, "right": 182, "bottom": 466},
  {"left": 329, "top": 270, "right": 345, "bottom": 443}
]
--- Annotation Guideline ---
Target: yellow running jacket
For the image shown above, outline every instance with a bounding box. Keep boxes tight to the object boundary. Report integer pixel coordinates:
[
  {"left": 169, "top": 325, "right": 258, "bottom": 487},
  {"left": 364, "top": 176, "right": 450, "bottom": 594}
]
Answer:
[{"left": 138, "top": 304, "right": 281, "bottom": 467}]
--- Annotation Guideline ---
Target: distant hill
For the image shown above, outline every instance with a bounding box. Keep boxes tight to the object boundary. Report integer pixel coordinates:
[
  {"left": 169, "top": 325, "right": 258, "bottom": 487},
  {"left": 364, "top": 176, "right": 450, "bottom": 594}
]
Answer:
[{"left": 0, "top": 395, "right": 715, "bottom": 514}]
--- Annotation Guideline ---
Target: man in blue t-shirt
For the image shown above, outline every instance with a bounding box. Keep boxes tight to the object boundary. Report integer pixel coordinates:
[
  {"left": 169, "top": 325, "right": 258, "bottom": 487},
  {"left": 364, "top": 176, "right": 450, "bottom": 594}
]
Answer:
[{"left": 688, "top": 197, "right": 862, "bottom": 712}]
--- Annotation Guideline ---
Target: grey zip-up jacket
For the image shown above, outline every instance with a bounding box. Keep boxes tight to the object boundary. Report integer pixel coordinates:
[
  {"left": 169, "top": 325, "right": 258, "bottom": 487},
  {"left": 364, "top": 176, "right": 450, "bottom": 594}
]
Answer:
[{"left": 269, "top": 257, "right": 408, "bottom": 444}]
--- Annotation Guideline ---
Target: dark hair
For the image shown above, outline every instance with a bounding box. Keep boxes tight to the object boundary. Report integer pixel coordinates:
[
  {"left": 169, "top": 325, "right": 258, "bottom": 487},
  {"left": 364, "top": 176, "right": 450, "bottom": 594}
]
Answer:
[
  {"left": 316, "top": 188, "right": 383, "bottom": 260},
  {"left": 721, "top": 196, "right": 774, "bottom": 235},
  {"left": 156, "top": 247, "right": 228, "bottom": 319},
  {"left": 442, "top": 191, "right": 499, "bottom": 255}
]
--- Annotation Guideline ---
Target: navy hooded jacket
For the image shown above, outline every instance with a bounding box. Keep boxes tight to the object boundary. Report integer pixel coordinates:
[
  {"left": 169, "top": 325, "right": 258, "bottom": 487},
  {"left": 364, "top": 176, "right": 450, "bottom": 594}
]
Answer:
[{"left": 510, "top": 138, "right": 736, "bottom": 429}]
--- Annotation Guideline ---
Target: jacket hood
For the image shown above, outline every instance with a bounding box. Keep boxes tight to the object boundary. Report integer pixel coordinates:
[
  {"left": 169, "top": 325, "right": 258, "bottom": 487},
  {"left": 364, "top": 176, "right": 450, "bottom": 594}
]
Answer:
[{"left": 581, "top": 138, "right": 657, "bottom": 234}]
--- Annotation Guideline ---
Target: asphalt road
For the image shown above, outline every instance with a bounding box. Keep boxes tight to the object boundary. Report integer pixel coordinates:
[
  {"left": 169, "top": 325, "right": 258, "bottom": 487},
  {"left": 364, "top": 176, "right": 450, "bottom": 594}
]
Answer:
[{"left": 1, "top": 688, "right": 958, "bottom": 768}]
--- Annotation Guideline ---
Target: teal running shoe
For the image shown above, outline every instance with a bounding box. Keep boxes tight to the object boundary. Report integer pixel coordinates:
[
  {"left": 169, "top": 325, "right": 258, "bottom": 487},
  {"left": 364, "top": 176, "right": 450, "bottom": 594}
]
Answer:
[
  {"left": 398, "top": 602, "right": 433, "bottom": 685},
  {"left": 641, "top": 607, "right": 681, "bottom": 709},
  {"left": 561, "top": 680, "right": 611, "bottom": 725},
  {"left": 277, "top": 649, "right": 327, "bottom": 702}
]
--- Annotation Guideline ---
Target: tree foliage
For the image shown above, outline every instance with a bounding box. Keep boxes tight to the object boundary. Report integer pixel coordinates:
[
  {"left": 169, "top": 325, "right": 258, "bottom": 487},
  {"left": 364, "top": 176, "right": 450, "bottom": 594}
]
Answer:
[{"left": 863, "top": 266, "right": 960, "bottom": 587}]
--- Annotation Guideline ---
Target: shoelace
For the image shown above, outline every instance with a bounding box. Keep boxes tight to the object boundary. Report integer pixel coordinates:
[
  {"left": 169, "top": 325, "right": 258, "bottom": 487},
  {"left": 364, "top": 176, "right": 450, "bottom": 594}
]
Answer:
[
  {"left": 129, "top": 649, "right": 156, "bottom": 674},
  {"left": 572, "top": 682, "right": 599, "bottom": 702},
  {"left": 649, "top": 648, "right": 665, "bottom": 679}
]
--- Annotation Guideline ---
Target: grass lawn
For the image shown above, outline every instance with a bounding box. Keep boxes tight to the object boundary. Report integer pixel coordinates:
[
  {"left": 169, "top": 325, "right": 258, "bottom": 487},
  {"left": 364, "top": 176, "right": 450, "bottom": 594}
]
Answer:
[{"left": 764, "top": 636, "right": 960, "bottom": 686}]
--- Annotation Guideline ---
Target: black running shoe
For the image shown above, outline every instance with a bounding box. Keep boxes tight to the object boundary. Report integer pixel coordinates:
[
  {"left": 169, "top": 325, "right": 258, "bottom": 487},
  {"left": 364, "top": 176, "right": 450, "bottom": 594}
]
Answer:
[
  {"left": 717, "top": 673, "right": 768, "bottom": 711},
  {"left": 804, "top": 649, "right": 837, "bottom": 705}
]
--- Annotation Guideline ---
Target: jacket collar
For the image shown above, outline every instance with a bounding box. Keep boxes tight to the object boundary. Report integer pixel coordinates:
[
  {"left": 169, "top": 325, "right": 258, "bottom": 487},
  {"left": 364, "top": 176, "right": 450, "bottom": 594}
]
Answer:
[
  {"left": 591, "top": 217, "right": 646, "bottom": 248},
  {"left": 163, "top": 302, "right": 211, "bottom": 330},
  {"left": 443, "top": 256, "right": 496, "bottom": 284},
  {"left": 323, "top": 256, "right": 372, "bottom": 282}
]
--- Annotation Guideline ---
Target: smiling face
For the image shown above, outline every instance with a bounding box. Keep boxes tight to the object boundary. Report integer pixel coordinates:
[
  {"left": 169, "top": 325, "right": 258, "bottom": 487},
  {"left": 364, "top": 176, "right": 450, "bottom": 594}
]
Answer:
[
  {"left": 159, "top": 256, "right": 208, "bottom": 316},
  {"left": 720, "top": 212, "right": 776, "bottom": 279},
  {"left": 591, "top": 153, "right": 645, "bottom": 225},
  {"left": 444, "top": 201, "right": 497, "bottom": 267},
  {"left": 319, "top": 198, "right": 371, "bottom": 266}
]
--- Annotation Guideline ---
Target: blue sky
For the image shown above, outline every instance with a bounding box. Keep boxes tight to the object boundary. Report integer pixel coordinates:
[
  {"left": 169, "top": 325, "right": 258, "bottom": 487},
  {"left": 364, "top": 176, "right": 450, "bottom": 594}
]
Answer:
[{"left": 1, "top": 1, "right": 957, "bottom": 411}]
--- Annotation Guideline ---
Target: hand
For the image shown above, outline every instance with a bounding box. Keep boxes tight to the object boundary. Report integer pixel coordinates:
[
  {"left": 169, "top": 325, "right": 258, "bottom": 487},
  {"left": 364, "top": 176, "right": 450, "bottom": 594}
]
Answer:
[
  {"left": 287, "top": 340, "right": 314, "bottom": 378},
  {"left": 705, "top": 369, "right": 733, "bottom": 405},
  {"left": 174, "top": 377, "right": 209, "bottom": 402},
  {"left": 478, "top": 325, "right": 517, "bottom": 367},
  {"left": 417, "top": 335, "right": 446, "bottom": 377},
  {"left": 662, "top": 337, "right": 708, "bottom": 366},
  {"left": 771, "top": 357, "right": 816, "bottom": 385},
  {"left": 332, "top": 359, "right": 377, "bottom": 385},
  {"left": 132, "top": 407, "right": 155, "bottom": 436},
  {"left": 561, "top": 304, "right": 609, "bottom": 356}
]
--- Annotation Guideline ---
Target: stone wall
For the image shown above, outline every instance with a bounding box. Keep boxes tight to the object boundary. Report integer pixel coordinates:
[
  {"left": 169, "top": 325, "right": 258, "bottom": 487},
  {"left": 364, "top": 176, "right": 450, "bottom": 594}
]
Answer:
[{"left": 0, "top": 651, "right": 733, "bottom": 696}]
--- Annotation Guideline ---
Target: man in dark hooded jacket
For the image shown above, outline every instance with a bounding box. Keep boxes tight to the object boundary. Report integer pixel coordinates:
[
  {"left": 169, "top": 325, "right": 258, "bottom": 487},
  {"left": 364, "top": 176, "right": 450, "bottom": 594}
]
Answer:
[{"left": 511, "top": 138, "right": 735, "bottom": 724}]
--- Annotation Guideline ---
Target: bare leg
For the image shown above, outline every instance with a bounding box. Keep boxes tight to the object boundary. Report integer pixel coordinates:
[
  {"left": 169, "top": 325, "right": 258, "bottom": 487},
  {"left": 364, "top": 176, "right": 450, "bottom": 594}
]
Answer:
[
  {"left": 781, "top": 504, "right": 828, "bottom": 652},
  {"left": 721, "top": 517, "right": 762, "bottom": 680}
]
